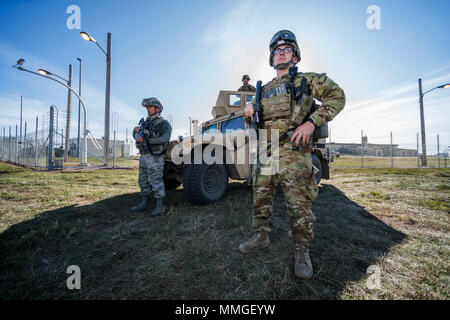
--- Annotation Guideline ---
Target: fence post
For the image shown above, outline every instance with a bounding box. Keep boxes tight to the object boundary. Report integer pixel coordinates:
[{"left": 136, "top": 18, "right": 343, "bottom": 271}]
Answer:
[
  {"left": 390, "top": 131, "right": 393, "bottom": 168},
  {"left": 9, "top": 126, "right": 11, "bottom": 162},
  {"left": 437, "top": 134, "right": 440, "bottom": 169},
  {"left": 361, "top": 130, "right": 364, "bottom": 168},
  {"left": 48, "top": 106, "right": 54, "bottom": 171},
  {"left": 15, "top": 124, "right": 18, "bottom": 164},
  {"left": 1, "top": 127, "right": 3, "bottom": 161},
  {"left": 416, "top": 133, "right": 419, "bottom": 168}
]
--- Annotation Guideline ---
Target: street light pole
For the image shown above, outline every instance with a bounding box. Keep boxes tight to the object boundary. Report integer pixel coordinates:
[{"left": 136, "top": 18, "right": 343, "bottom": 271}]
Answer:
[
  {"left": 14, "top": 60, "right": 89, "bottom": 166},
  {"left": 80, "top": 31, "right": 112, "bottom": 164},
  {"left": 64, "top": 64, "right": 72, "bottom": 162},
  {"left": 418, "top": 79, "right": 450, "bottom": 167},
  {"left": 77, "top": 58, "right": 82, "bottom": 158},
  {"left": 105, "top": 32, "right": 112, "bottom": 164},
  {"left": 418, "top": 78, "right": 427, "bottom": 166}
]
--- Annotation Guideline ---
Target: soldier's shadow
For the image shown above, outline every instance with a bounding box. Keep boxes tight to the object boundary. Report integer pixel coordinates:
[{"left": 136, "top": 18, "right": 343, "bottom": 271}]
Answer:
[
  {"left": 266, "top": 183, "right": 407, "bottom": 298},
  {"left": 0, "top": 181, "right": 406, "bottom": 299}
]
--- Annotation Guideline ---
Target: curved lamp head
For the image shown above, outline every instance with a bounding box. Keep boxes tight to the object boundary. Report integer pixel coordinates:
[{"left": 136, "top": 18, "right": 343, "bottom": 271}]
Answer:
[
  {"left": 80, "top": 31, "right": 96, "bottom": 42},
  {"left": 38, "top": 69, "right": 52, "bottom": 76},
  {"left": 439, "top": 84, "right": 450, "bottom": 89}
]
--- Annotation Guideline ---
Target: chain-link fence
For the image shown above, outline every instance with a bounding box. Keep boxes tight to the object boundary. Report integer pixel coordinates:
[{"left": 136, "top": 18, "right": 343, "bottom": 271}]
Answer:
[
  {"left": 328, "top": 131, "right": 449, "bottom": 169},
  {"left": 0, "top": 110, "right": 52, "bottom": 169},
  {"left": 0, "top": 105, "right": 140, "bottom": 170}
]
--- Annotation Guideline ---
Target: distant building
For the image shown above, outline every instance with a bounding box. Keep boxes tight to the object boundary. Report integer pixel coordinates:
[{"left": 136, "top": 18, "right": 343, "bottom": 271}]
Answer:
[
  {"left": 329, "top": 136, "right": 417, "bottom": 157},
  {"left": 68, "top": 138, "right": 133, "bottom": 158}
]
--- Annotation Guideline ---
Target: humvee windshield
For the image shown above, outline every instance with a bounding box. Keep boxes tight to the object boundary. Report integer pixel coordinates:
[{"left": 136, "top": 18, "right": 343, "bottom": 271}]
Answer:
[
  {"left": 221, "top": 116, "right": 245, "bottom": 133},
  {"left": 202, "top": 123, "right": 218, "bottom": 134},
  {"left": 229, "top": 94, "right": 241, "bottom": 106}
]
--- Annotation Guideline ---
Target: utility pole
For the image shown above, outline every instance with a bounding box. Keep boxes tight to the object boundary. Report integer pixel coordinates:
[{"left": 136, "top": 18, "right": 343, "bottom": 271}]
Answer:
[
  {"left": 64, "top": 64, "right": 72, "bottom": 162},
  {"left": 418, "top": 78, "right": 427, "bottom": 166}
]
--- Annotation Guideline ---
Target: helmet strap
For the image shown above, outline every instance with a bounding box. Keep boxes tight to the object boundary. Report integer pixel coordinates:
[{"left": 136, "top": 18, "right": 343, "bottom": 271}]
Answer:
[{"left": 273, "top": 56, "right": 296, "bottom": 70}]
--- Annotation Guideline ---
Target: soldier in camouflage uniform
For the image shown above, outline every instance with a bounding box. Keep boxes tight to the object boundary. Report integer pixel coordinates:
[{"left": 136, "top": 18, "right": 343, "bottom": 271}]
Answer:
[
  {"left": 239, "top": 30, "right": 345, "bottom": 279},
  {"left": 238, "top": 74, "right": 256, "bottom": 92},
  {"left": 130, "top": 97, "right": 172, "bottom": 217}
]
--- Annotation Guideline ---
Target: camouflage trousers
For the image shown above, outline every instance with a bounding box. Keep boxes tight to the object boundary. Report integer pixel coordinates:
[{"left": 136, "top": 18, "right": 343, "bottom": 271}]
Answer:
[
  {"left": 138, "top": 153, "right": 166, "bottom": 199},
  {"left": 252, "top": 143, "right": 318, "bottom": 244}
]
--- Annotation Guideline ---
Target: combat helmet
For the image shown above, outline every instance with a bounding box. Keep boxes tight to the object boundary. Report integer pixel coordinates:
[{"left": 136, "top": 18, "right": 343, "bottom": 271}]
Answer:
[
  {"left": 142, "top": 97, "right": 164, "bottom": 112},
  {"left": 242, "top": 74, "right": 250, "bottom": 81},
  {"left": 269, "top": 30, "right": 301, "bottom": 68}
]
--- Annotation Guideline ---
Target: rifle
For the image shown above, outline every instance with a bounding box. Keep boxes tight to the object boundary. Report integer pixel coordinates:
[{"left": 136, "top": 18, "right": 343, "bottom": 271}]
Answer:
[
  {"left": 251, "top": 80, "right": 263, "bottom": 133},
  {"left": 136, "top": 117, "right": 150, "bottom": 150},
  {"left": 248, "top": 80, "right": 262, "bottom": 185}
]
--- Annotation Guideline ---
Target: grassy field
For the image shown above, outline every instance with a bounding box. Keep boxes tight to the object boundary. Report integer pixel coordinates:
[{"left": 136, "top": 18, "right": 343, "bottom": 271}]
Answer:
[
  {"left": 0, "top": 162, "right": 448, "bottom": 299},
  {"left": 331, "top": 155, "right": 449, "bottom": 168}
]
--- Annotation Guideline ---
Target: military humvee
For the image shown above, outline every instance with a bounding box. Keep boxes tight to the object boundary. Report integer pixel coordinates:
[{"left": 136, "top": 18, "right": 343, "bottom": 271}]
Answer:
[{"left": 163, "top": 90, "right": 330, "bottom": 205}]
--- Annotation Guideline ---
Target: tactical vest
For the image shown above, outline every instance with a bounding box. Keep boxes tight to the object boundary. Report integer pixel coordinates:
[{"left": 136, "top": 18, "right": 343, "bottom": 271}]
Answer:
[
  {"left": 260, "top": 72, "right": 327, "bottom": 144},
  {"left": 137, "top": 117, "right": 170, "bottom": 156}
]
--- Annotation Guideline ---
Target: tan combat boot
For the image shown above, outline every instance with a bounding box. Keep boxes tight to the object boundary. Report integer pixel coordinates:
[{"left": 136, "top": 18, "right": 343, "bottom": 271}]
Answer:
[
  {"left": 238, "top": 231, "right": 271, "bottom": 254},
  {"left": 294, "top": 243, "right": 313, "bottom": 279}
]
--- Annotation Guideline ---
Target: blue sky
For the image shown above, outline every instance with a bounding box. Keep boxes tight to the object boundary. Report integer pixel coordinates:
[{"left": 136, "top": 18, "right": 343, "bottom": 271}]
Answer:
[{"left": 0, "top": 0, "right": 449, "bottom": 153}]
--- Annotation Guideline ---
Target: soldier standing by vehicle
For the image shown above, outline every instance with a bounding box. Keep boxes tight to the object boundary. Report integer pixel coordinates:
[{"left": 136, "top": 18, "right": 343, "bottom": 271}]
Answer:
[
  {"left": 239, "top": 30, "right": 345, "bottom": 279},
  {"left": 131, "top": 97, "right": 172, "bottom": 217},
  {"left": 238, "top": 74, "right": 256, "bottom": 92}
]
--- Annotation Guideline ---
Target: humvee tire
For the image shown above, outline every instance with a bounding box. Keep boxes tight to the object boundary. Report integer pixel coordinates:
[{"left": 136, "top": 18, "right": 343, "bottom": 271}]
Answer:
[
  {"left": 312, "top": 153, "right": 322, "bottom": 185},
  {"left": 183, "top": 162, "right": 229, "bottom": 205}
]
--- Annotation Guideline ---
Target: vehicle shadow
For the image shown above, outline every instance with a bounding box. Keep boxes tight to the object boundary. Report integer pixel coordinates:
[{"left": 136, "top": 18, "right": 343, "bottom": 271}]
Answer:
[{"left": 0, "top": 182, "right": 406, "bottom": 299}]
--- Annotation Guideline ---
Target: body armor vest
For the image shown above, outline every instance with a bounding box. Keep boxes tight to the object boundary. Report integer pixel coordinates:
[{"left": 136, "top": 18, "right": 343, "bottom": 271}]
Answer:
[{"left": 260, "top": 73, "right": 316, "bottom": 143}]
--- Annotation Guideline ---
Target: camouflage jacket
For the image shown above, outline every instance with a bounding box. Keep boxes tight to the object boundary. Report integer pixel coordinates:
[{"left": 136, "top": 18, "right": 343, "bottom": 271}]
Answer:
[
  {"left": 238, "top": 84, "right": 256, "bottom": 92},
  {"left": 245, "top": 71, "right": 345, "bottom": 136},
  {"left": 133, "top": 115, "right": 172, "bottom": 155}
]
